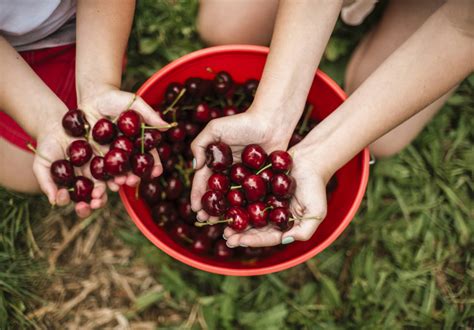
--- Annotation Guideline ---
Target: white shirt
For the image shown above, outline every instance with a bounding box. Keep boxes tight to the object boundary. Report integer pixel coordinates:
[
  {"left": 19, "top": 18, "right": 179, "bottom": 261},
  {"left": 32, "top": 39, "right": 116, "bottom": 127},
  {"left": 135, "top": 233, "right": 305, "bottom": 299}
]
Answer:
[{"left": 0, "top": 0, "right": 76, "bottom": 51}]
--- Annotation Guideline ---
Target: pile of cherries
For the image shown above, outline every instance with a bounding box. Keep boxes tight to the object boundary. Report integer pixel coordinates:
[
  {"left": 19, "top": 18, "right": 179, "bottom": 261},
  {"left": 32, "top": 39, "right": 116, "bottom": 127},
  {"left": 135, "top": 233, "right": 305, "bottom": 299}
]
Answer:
[{"left": 198, "top": 142, "right": 297, "bottom": 233}]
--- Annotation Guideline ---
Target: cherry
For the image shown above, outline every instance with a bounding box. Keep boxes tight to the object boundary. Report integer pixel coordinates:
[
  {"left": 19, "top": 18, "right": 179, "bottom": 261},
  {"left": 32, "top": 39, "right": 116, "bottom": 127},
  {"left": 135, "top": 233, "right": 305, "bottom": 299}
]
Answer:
[
  {"left": 225, "top": 206, "right": 249, "bottom": 232},
  {"left": 202, "top": 224, "right": 224, "bottom": 240},
  {"left": 209, "top": 108, "right": 222, "bottom": 119},
  {"left": 271, "top": 173, "right": 296, "bottom": 199},
  {"left": 242, "top": 247, "right": 263, "bottom": 258},
  {"left": 163, "top": 156, "right": 178, "bottom": 172},
  {"left": 166, "top": 124, "right": 186, "bottom": 142},
  {"left": 117, "top": 110, "right": 141, "bottom": 138},
  {"left": 139, "top": 178, "right": 162, "bottom": 204},
  {"left": 227, "top": 189, "right": 246, "bottom": 207},
  {"left": 229, "top": 163, "right": 251, "bottom": 184},
  {"left": 258, "top": 168, "right": 273, "bottom": 186},
  {"left": 164, "top": 176, "right": 184, "bottom": 200},
  {"left": 193, "top": 103, "right": 211, "bottom": 123},
  {"left": 214, "top": 240, "right": 234, "bottom": 259},
  {"left": 184, "top": 122, "right": 200, "bottom": 139},
  {"left": 213, "top": 71, "right": 233, "bottom": 95},
  {"left": 185, "top": 77, "right": 203, "bottom": 98},
  {"left": 50, "top": 160, "right": 75, "bottom": 186},
  {"left": 269, "top": 207, "right": 291, "bottom": 231},
  {"left": 222, "top": 105, "right": 238, "bottom": 117},
  {"left": 104, "top": 148, "right": 130, "bottom": 176},
  {"left": 247, "top": 201, "right": 269, "bottom": 228},
  {"left": 92, "top": 118, "right": 117, "bottom": 145},
  {"left": 241, "top": 144, "right": 267, "bottom": 170},
  {"left": 171, "top": 223, "right": 192, "bottom": 242},
  {"left": 165, "top": 82, "right": 183, "bottom": 103},
  {"left": 131, "top": 152, "right": 154, "bottom": 178},
  {"left": 201, "top": 190, "right": 228, "bottom": 216},
  {"left": 111, "top": 136, "right": 134, "bottom": 155},
  {"left": 242, "top": 174, "right": 267, "bottom": 202},
  {"left": 191, "top": 234, "right": 212, "bottom": 254},
  {"left": 62, "top": 109, "right": 88, "bottom": 137},
  {"left": 269, "top": 150, "right": 293, "bottom": 172},
  {"left": 266, "top": 195, "right": 289, "bottom": 209},
  {"left": 171, "top": 142, "right": 185, "bottom": 154},
  {"left": 243, "top": 79, "right": 259, "bottom": 97},
  {"left": 70, "top": 176, "right": 94, "bottom": 203},
  {"left": 90, "top": 156, "right": 111, "bottom": 181},
  {"left": 207, "top": 173, "right": 230, "bottom": 193},
  {"left": 205, "top": 142, "right": 233, "bottom": 172},
  {"left": 134, "top": 128, "right": 162, "bottom": 151},
  {"left": 178, "top": 198, "right": 194, "bottom": 224},
  {"left": 67, "top": 140, "right": 93, "bottom": 167},
  {"left": 151, "top": 201, "right": 176, "bottom": 227},
  {"left": 157, "top": 143, "right": 172, "bottom": 161}
]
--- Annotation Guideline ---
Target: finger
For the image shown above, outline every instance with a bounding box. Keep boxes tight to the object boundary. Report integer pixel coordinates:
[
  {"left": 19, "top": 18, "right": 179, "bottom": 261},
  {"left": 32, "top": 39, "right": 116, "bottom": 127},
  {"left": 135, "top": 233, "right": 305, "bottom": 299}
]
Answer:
[
  {"left": 196, "top": 209, "right": 210, "bottom": 222},
  {"left": 125, "top": 173, "right": 140, "bottom": 187},
  {"left": 190, "top": 166, "right": 212, "bottom": 212},
  {"left": 92, "top": 182, "right": 106, "bottom": 199},
  {"left": 227, "top": 227, "right": 283, "bottom": 248},
  {"left": 149, "top": 149, "right": 163, "bottom": 178},
  {"left": 223, "top": 226, "right": 238, "bottom": 239},
  {"left": 107, "top": 180, "right": 120, "bottom": 192},
  {"left": 114, "top": 175, "right": 127, "bottom": 185},
  {"left": 281, "top": 218, "right": 322, "bottom": 243},
  {"left": 32, "top": 158, "right": 58, "bottom": 205},
  {"left": 133, "top": 96, "right": 169, "bottom": 129},
  {"left": 190, "top": 120, "right": 220, "bottom": 170},
  {"left": 91, "top": 193, "right": 108, "bottom": 209},
  {"left": 75, "top": 202, "right": 91, "bottom": 218},
  {"left": 56, "top": 188, "right": 70, "bottom": 206}
]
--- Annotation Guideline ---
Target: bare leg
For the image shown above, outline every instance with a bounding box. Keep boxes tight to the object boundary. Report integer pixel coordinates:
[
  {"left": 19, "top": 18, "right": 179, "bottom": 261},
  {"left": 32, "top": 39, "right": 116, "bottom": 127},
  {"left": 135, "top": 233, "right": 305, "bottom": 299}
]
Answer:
[
  {"left": 0, "top": 138, "right": 40, "bottom": 193},
  {"left": 345, "top": 0, "right": 452, "bottom": 158},
  {"left": 197, "top": 0, "right": 278, "bottom": 46}
]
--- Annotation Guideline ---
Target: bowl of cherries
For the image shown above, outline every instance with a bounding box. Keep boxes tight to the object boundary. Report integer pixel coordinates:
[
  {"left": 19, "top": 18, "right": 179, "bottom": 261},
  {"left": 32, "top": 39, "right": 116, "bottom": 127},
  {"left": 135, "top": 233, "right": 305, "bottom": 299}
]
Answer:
[{"left": 119, "top": 45, "right": 370, "bottom": 276}]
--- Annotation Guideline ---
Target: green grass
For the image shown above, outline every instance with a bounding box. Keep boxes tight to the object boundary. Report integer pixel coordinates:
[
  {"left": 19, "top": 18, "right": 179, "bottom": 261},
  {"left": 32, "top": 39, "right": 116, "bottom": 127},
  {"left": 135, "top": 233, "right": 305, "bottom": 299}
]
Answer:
[{"left": 1, "top": 0, "right": 473, "bottom": 328}]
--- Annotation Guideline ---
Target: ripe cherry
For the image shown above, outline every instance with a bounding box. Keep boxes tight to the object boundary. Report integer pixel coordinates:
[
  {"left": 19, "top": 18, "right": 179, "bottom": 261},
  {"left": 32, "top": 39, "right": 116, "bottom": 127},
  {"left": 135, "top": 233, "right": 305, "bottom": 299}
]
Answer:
[
  {"left": 230, "top": 163, "right": 251, "bottom": 184},
  {"left": 207, "top": 173, "right": 230, "bottom": 193},
  {"left": 165, "top": 82, "right": 183, "bottom": 103},
  {"left": 191, "top": 234, "right": 212, "bottom": 254},
  {"left": 202, "top": 224, "right": 224, "bottom": 240},
  {"left": 265, "top": 195, "right": 289, "bottom": 209},
  {"left": 178, "top": 198, "right": 194, "bottom": 224},
  {"left": 205, "top": 142, "right": 233, "bottom": 172},
  {"left": 225, "top": 206, "right": 249, "bottom": 232},
  {"left": 258, "top": 168, "right": 273, "bottom": 185},
  {"left": 269, "top": 150, "right": 293, "bottom": 172},
  {"left": 247, "top": 202, "right": 269, "bottom": 228},
  {"left": 193, "top": 103, "right": 211, "bottom": 123},
  {"left": 184, "top": 122, "right": 200, "bottom": 139},
  {"left": 214, "top": 240, "right": 234, "bottom": 258},
  {"left": 62, "top": 109, "right": 88, "bottom": 137},
  {"left": 271, "top": 173, "right": 296, "bottom": 199},
  {"left": 213, "top": 71, "right": 233, "bottom": 95},
  {"left": 227, "top": 189, "right": 246, "bottom": 207},
  {"left": 131, "top": 152, "right": 154, "bottom": 178},
  {"left": 241, "top": 144, "right": 267, "bottom": 170},
  {"left": 244, "top": 79, "right": 258, "bottom": 97},
  {"left": 242, "top": 174, "right": 267, "bottom": 202},
  {"left": 70, "top": 176, "right": 94, "bottom": 203},
  {"left": 209, "top": 108, "right": 222, "bottom": 119},
  {"left": 166, "top": 124, "right": 186, "bottom": 142},
  {"left": 117, "top": 110, "right": 141, "bottom": 138},
  {"left": 222, "top": 105, "right": 238, "bottom": 117},
  {"left": 90, "top": 156, "right": 111, "bottom": 181},
  {"left": 185, "top": 77, "right": 203, "bottom": 98},
  {"left": 139, "top": 178, "right": 162, "bottom": 204},
  {"left": 111, "top": 136, "right": 134, "bottom": 155},
  {"left": 67, "top": 140, "right": 93, "bottom": 167},
  {"left": 104, "top": 148, "right": 130, "bottom": 176},
  {"left": 171, "top": 223, "right": 192, "bottom": 242},
  {"left": 164, "top": 177, "right": 184, "bottom": 200},
  {"left": 157, "top": 143, "right": 172, "bottom": 161},
  {"left": 134, "top": 129, "right": 162, "bottom": 151},
  {"left": 92, "top": 118, "right": 117, "bottom": 145},
  {"left": 50, "top": 160, "right": 75, "bottom": 186},
  {"left": 151, "top": 201, "right": 176, "bottom": 227},
  {"left": 201, "top": 190, "right": 229, "bottom": 216},
  {"left": 269, "top": 207, "right": 291, "bottom": 231}
]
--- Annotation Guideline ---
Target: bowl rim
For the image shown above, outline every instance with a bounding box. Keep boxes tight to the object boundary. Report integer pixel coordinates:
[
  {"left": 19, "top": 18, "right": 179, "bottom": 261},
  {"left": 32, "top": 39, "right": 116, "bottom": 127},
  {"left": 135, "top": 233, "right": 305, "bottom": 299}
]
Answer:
[{"left": 119, "top": 45, "right": 370, "bottom": 276}]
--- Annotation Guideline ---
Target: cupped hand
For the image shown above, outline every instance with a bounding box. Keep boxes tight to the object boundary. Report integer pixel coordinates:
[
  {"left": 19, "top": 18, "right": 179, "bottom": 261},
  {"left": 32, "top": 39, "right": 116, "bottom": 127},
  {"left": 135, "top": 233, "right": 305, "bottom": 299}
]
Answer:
[
  {"left": 223, "top": 144, "right": 329, "bottom": 248},
  {"left": 190, "top": 109, "right": 291, "bottom": 222}
]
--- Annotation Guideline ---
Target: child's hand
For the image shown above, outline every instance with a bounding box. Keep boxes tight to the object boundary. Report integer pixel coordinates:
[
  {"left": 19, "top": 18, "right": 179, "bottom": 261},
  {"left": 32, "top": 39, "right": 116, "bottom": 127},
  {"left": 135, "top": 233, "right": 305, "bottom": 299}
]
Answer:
[
  {"left": 223, "top": 144, "right": 329, "bottom": 247},
  {"left": 190, "top": 109, "right": 293, "bottom": 222}
]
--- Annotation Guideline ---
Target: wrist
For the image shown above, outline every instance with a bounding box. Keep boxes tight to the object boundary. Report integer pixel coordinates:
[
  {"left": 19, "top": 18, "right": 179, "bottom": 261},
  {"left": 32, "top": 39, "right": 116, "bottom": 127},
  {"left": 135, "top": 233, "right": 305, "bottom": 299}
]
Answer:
[
  {"left": 77, "top": 79, "right": 119, "bottom": 107},
  {"left": 34, "top": 104, "right": 67, "bottom": 140}
]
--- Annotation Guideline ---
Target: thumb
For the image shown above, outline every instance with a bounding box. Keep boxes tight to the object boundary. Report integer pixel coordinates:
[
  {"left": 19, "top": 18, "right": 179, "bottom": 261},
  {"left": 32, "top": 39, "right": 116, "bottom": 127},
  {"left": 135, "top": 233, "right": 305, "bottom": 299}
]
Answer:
[{"left": 131, "top": 95, "right": 170, "bottom": 130}]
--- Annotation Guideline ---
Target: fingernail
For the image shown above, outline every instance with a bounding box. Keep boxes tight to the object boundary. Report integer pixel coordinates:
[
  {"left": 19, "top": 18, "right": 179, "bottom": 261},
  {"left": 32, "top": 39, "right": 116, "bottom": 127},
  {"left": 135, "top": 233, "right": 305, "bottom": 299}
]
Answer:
[
  {"left": 192, "top": 158, "right": 197, "bottom": 169},
  {"left": 196, "top": 214, "right": 201, "bottom": 222},
  {"left": 282, "top": 236, "right": 295, "bottom": 245},
  {"left": 222, "top": 234, "right": 227, "bottom": 240},
  {"left": 226, "top": 241, "right": 236, "bottom": 248},
  {"left": 239, "top": 244, "right": 248, "bottom": 247}
]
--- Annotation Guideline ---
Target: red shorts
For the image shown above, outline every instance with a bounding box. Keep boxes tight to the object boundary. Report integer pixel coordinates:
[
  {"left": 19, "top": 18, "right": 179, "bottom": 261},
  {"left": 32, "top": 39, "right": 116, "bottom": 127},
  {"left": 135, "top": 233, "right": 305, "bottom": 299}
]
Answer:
[{"left": 0, "top": 44, "right": 77, "bottom": 152}]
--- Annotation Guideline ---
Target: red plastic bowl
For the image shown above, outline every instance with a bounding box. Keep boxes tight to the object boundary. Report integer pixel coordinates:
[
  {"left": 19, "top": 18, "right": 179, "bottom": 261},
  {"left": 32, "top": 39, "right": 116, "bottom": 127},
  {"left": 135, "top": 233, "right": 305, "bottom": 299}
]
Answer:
[{"left": 119, "top": 45, "right": 369, "bottom": 276}]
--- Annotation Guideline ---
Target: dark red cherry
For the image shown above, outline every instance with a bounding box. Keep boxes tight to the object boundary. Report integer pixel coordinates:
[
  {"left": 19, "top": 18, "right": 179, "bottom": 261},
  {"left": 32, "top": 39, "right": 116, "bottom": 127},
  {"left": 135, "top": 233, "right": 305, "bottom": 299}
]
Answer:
[
  {"left": 165, "top": 82, "right": 183, "bottom": 103},
  {"left": 70, "top": 176, "right": 94, "bottom": 203},
  {"left": 289, "top": 133, "right": 303, "bottom": 147},
  {"left": 171, "top": 223, "right": 192, "bottom": 242},
  {"left": 229, "top": 163, "right": 251, "bottom": 184},
  {"left": 202, "top": 224, "right": 224, "bottom": 240},
  {"left": 62, "top": 109, "right": 89, "bottom": 137},
  {"left": 184, "top": 77, "right": 202, "bottom": 97},
  {"left": 117, "top": 110, "right": 141, "bottom": 138},
  {"left": 131, "top": 152, "right": 154, "bottom": 178},
  {"left": 151, "top": 201, "right": 176, "bottom": 227},
  {"left": 164, "top": 177, "right": 183, "bottom": 200},
  {"left": 213, "top": 71, "right": 233, "bottom": 95},
  {"left": 258, "top": 168, "right": 273, "bottom": 185},
  {"left": 209, "top": 108, "right": 222, "bottom": 119},
  {"left": 222, "top": 106, "right": 238, "bottom": 117},
  {"left": 269, "top": 207, "right": 291, "bottom": 231},
  {"left": 201, "top": 190, "right": 228, "bottom": 216},
  {"left": 207, "top": 173, "right": 230, "bottom": 193},
  {"left": 166, "top": 124, "right": 186, "bottom": 142},
  {"left": 171, "top": 142, "right": 185, "bottom": 154},
  {"left": 178, "top": 198, "right": 194, "bottom": 224},
  {"left": 205, "top": 142, "right": 233, "bottom": 172},
  {"left": 157, "top": 143, "right": 172, "bottom": 161},
  {"left": 139, "top": 178, "right": 162, "bottom": 204},
  {"left": 244, "top": 79, "right": 259, "bottom": 97},
  {"left": 241, "top": 144, "right": 267, "bottom": 170},
  {"left": 50, "top": 159, "right": 75, "bottom": 186},
  {"left": 214, "top": 240, "right": 234, "bottom": 259},
  {"left": 191, "top": 234, "right": 212, "bottom": 254},
  {"left": 225, "top": 206, "right": 249, "bottom": 232},
  {"left": 92, "top": 118, "right": 117, "bottom": 145},
  {"left": 134, "top": 128, "right": 162, "bottom": 151},
  {"left": 265, "top": 195, "right": 289, "bottom": 209},
  {"left": 242, "top": 174, "right": 267, "bottom": 202},
  {"left": 90, "top": 156, "right": 111, "bottom": 181},
  {"left": 269, "top": 150, "right": 293, "bottom": 172},
  {"left": 184, "top": 122, "right": 200, "bottom": 139},
  {"left": 193, "top": 103, "right": 211, "bottom": 123},
  {"left": 111, "top": 136, "right": 134, "bottom": 155},
  {"left": 104, "top": 148, "right": 130, "bottom": 176},
  {"left": 270, "top": 173, "right": 296, "bottom": 199},
  {"left": 227, "top": 189, "right": 246, "bottom": 207},
  {"left": 67, "top": 140, "right": 93, "bottom": 167},
  {"left": 163, "top": 156, "right": 177, "bottom": 172},
  {"left": 247, "top": 201, "right": 269, "bottom": 228},
  {"left": 242, "top": 247, "right": 263, "bottom": 258}
]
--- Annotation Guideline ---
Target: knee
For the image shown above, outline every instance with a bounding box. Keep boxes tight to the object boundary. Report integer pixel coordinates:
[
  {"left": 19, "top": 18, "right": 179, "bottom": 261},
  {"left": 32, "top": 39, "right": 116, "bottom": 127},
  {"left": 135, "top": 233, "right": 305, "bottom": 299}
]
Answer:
[{"left": 369, "top": 142, "right": 405, "bottom": 159}]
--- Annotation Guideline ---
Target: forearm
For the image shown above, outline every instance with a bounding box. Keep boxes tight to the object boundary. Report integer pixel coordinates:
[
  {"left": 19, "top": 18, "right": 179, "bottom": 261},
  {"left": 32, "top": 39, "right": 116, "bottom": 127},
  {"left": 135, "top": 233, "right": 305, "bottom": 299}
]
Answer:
[
  {"left": 76, "top": 0, "right": 135, "bottom": 102},
  {"left": 0, "top": 37, "right": 66, "bottom": 139},
  {"left": 297, "top": 1, "right": 474, "bottom": 179},
  {"left": 251, "top": 0, "right": 342, "bottom": 132}
]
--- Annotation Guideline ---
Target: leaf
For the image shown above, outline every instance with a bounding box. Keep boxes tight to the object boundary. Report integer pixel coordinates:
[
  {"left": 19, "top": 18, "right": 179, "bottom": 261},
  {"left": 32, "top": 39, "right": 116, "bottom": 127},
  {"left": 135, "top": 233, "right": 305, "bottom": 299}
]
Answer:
[
  {"left": 239, "top": 304, "right": 288, "bottom": 330},
  {"left": 320, "top": 275, "right": 341, "bottom": 308}
]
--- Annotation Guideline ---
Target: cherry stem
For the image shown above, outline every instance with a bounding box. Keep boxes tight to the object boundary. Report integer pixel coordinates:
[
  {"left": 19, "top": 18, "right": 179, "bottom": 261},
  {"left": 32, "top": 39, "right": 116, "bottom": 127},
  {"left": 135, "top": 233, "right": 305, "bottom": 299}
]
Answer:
[
  {"left": 289, "top": 216, "right": 322, "bottom": 222},
  {"left": 26, "top": 143, "right": 52, "bottom": 164},
  {"left": 140, "top": 123, "right": 145, "bottom": 154},
  {"left": 163, "top": 88, "right": 187, "bottom": 115},
  {"left": 256, "top": 163, "right": 272, "bottom": 175},
  {"left": 298, "top": 104, "right": 314, "bottom": 135},
  {"left": 182, "top": 235, "right": 193, "bottom": 244},
  {"left": 205, "top": 67, "right": 216, "bottom": 75},
  {"left": 194, "top": 219, "right": 230, "bottom": 227},
  {"left": 234, "top": 93, "right": 246, "bottom": 108},
  {"left": 68, "top": 188, "right": 74, "bottom": 192},
  {"left": 142, "top": 122, "right": 178, "bottom": 130},
  {"left": 230, "top": 185, "right": 242, "bottom": 190}
]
